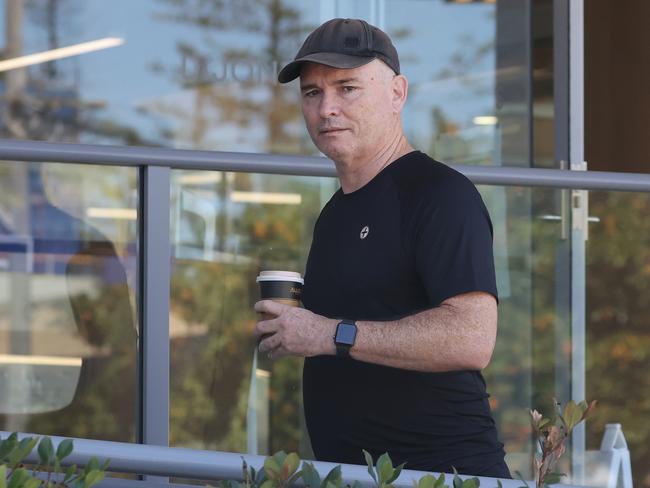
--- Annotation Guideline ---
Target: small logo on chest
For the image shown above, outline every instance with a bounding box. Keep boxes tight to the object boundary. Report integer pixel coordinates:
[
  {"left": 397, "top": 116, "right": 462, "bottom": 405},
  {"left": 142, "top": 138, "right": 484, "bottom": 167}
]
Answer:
[{"left": 360, "top": 225, "right": 370, "bottom": 239}]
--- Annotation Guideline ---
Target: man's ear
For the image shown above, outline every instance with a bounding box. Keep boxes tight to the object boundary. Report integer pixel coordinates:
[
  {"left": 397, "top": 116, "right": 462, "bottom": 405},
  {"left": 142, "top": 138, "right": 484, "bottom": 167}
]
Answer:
[{"left": 391, "top": 74, "right": 408, "bottom": 113}]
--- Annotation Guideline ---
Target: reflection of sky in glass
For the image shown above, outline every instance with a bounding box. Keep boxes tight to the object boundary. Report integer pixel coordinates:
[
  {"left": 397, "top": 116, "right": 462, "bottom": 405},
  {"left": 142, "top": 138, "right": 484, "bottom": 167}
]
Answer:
[{"left": 0, "top": 0, "right": 495, "bottom": 161}]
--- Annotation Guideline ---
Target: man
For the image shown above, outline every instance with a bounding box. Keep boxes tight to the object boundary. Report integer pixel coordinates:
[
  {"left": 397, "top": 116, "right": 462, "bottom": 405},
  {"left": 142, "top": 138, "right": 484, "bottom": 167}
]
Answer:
[{"left": 254, "top": 18, "right": 509, "bottom": 478}]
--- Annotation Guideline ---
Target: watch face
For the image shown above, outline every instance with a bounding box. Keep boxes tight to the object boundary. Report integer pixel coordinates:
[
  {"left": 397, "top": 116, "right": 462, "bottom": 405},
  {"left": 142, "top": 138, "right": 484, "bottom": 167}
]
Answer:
[{"left": 336, "top": 323, "right": 357, "bottom": 345}]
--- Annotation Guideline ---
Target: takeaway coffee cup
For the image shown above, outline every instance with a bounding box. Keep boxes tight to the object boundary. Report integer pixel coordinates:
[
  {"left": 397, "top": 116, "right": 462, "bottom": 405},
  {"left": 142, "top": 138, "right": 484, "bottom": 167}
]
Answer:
[
  {"left": 248, "top": 271, "right": 304, "bottom": 455},
  {"left": 256, "top": 271, "right": 303, "bottom": 320}
]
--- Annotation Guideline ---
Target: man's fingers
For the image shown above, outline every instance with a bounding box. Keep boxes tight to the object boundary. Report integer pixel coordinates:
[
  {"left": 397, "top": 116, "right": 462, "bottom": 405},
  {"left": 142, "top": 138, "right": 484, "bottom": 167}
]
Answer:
[
  {"left": 254, "top": 318, "right": 278, "bottom": 340},
  {"left": 267, "top": 346, "right": 289, "bottom": 360},
  {"left": 258, "top": 332, "right": 280, "bottom": 353},
  {"left": 254, "top": 299, "right": 289, "bottom": 317}
]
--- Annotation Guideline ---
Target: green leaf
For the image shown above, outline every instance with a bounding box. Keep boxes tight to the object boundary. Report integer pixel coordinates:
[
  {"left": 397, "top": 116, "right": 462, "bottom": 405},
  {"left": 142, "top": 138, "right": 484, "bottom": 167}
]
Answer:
[
  {"left": 260, "top": 479, "right": 275, "bottom": 488},
  {"left": 38, "top": 437, "right": 54, "bottom": 465},
  {"left": 9, "top": 437, "right": 38, "bottom": 468},
  {"left": 415, "top": 474, "right": 435, "bottom": 488},
  {"left": 55, "top": 440, "right": 74, "bottom": 462},
  {"left": 375, "top": 453, "right": 393, "bottom": 485},
  {"left": 64, "top": 465, "right": 77, "bottom": 483},
  {"left": 272, "top": 451, "right": 288, "bottom": 467},
  {"left": 433, "top": 474, "right": 446, "bottom": 488},
  {"left": 8, "top": 468, "right": 29, "bottom": 488},
  {"left": 0, "top": 465, "right": 7, "bottom": 488},
  {"left": 321, "top": 465, "right": 342, "bottom": 488},
  {"left": 24, "top": 478, "right": 41, "bottom": 488},
  {"left": 0, "top": 437, "right": 17, "bottom": 462},
  {"left": 281, "top": 453, "right": 300, "bottom": 479},
  {"left": 362, "top": 450, "right": 377, "bottom": 484},
  {"left": 84, "top": 470, "right": 105, "bottom": 488},
  {"left": 385, "top": 462, "right": 405, "bottom": 484},
  {"left": 563, "top": 401, "right": 583, "bottom": 431},
  {"left": 300, "top": 462, "right": 321, "bottom": 488},
  {"left": 348, "top": 482, "right": 363, "bottom": 488},
  {"left": 461, "top": 478, "right": 479, "bottom": 488},
  {"left": 84, "top": 458, "right": 99, "bottom": 476},
  {"left": 264, "top": 456, "right": 281, "bottom": 480},
  {"left": 452, "top": 468, "right": 462, "bottom": 488},
  {"left": 497, "top": 481, "right": 503, "bottom": 488},
  {"left": 542, "top": 472, "right": 565, "bottom": 485},
  {"left": 100, "top": 459, "right": 111, "bottom": 472}
]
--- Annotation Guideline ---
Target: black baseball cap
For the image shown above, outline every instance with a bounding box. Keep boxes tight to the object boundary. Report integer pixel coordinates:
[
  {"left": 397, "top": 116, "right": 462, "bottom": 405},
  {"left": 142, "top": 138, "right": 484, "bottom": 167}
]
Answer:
[{"left": 278, "top": 18, "right": 400, "bottom": 84}]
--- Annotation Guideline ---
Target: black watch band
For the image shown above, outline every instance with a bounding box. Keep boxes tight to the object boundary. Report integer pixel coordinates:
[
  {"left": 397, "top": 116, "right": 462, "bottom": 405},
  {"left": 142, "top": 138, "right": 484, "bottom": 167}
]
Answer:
[{"left": 334, "top": 319, "right": 357, "bottom": 357}]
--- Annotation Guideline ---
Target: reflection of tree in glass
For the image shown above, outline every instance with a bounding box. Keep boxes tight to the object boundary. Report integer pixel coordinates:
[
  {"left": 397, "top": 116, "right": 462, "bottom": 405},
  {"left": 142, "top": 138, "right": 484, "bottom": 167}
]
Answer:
[
  {"left": 425, "top": 35, "right": 494, "bottom": 164},
  {"left": 169, "top": 173, "right": 323, "bottom": 454},
  {"left": 488, "top": 189, "right": 650, "bottom": 485},
  {"left": 585, "top": 192, "right": 650, "bottom": 486},
  {"left": 150, "top": 0, "right": 324, "bottom": 453},
  {"left": 435, "top": 34, "right": 494, "bottom": 94},
  {"left": 1, "top": 0, "right": 150, "bottom": 144},
  {"left": 429, "top": 107, "right": 470, "bottom": 162},
  {"left": 169, "top": 260, "right": 257, "bottom": 450},
  {"left": 25, "top": 0, "right": 82, "bottom": 80},
  {"left": 148, "top": 0, "right": 314, "bottom": 154}
]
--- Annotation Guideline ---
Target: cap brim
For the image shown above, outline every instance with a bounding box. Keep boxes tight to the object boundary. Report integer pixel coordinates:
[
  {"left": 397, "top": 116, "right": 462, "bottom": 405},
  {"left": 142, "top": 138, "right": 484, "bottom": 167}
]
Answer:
[{"left": 277, "top": 52, "right": 376, "bottom": 83}]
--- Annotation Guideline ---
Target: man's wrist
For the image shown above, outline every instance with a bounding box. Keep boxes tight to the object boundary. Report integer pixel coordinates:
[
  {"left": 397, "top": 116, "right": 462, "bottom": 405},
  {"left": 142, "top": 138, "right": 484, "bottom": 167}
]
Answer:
[{"left": 324, "top": 318, "right": 339, "bottom": 355}]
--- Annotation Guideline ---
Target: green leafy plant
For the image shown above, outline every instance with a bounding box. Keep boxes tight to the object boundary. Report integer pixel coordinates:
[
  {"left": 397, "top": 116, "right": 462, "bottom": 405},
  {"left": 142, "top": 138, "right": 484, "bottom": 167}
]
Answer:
[
  {"left": 451, "top": 467, "right": 480, "bottom": 488},
  {"left": 412, "top": 472, "right": 447, "bottom": 488},
  {"left": 217, "top": 450, "right": 497, "bottom": 488},
  {"left": 301, "top": 461, "right": 355, "bottom": 488},
  {"left": 363, "top": 450, "right": 406, "bottom": 488},
  {"left": 0, "top": 433, "right": 109, "bottom": 488},
  {"left": 261, "top": 451, "right": 302, "bottom": 488},
  {"left": 518, "top": 399, "right": 597, "bottom": 488}
]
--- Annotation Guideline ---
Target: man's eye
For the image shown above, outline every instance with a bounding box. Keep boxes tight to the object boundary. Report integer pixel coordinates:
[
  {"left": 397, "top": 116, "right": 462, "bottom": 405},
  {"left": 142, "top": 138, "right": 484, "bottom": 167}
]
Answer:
[
  {"left": 342, "top": 86, "right": 357, "bottom": 93},
  {"left": 303, "top": 90, "right": 318, "bottom": 98}
]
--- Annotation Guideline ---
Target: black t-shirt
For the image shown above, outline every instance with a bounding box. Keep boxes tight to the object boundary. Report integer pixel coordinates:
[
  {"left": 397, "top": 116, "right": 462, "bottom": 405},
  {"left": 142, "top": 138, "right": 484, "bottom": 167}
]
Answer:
[{"left": 301, "top": 151, "right": 507, "bottom": 476}]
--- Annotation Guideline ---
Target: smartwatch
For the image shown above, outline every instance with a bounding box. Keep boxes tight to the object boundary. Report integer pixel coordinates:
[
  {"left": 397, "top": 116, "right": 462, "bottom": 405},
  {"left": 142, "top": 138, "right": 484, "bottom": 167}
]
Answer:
[{"left": 334, "top": 319, "right": 357, "bottom": 357}]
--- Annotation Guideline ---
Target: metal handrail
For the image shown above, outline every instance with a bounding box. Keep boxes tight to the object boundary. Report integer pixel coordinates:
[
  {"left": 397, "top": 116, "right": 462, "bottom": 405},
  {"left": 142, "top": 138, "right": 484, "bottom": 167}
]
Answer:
[
  {"left": 0, "top": 139, "right": 649, "bottom": 192},
  {"left": 0, "top": 431, "right": 582, "bottom": 488}
]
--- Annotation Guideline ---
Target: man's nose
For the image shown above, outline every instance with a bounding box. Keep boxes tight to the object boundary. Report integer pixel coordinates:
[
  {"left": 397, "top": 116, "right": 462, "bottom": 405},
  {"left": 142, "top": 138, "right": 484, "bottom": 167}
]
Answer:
[{"left": 318, "top": 91, "right": 340, "bottom": 118}]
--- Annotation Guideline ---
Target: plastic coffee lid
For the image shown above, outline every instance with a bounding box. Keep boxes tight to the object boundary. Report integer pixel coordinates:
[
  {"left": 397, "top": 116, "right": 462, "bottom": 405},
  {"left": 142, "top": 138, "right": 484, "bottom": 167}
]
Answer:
[{"left": 256, "top": 270, "right": 304, "bottom": 284}]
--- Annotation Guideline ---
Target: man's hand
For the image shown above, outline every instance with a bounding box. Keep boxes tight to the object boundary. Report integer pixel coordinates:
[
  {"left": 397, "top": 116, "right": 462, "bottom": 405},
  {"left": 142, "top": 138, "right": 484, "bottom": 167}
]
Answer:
[{"left": 254, "top": 300, "right": 338, "bottom": 360}]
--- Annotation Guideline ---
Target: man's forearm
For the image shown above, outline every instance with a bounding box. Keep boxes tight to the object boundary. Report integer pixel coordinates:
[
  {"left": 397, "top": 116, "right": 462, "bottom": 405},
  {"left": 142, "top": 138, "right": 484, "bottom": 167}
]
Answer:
[
  {"left": 254, "top": 292, "right": 497, "bottom": 370},
  {"left": 349, "top": 293, "right": 497, "bottom": 373}
]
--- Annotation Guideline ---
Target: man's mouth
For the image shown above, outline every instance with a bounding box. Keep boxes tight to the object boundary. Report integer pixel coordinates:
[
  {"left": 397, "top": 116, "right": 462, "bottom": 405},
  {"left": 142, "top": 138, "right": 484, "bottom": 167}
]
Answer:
[{"left": 319, "top": 128, "right": 348, "bottom": 134}]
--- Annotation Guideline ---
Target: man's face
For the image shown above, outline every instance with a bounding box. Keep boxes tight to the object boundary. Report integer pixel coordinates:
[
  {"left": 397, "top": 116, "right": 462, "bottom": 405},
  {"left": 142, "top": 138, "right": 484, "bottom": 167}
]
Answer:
[{"left": 299, "top": 60, "right": 399, "bottom": 164}]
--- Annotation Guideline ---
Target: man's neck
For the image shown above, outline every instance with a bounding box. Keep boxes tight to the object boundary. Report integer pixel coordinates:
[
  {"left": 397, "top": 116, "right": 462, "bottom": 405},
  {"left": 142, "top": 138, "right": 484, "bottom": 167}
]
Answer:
[{"left": 336, "top": 134, "right": 414, "bottom": 194}]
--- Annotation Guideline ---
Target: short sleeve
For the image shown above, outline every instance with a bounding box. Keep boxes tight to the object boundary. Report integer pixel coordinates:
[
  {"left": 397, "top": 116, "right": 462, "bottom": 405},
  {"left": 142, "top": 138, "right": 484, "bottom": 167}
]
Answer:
[{"left": 414, "top": 181, "right": 498, "bottom": 306}]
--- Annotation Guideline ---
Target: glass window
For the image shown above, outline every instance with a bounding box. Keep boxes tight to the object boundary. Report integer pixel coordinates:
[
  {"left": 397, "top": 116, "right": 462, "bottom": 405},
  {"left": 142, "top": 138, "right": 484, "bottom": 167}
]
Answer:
[
  {"left": 169, "top": 169, "right": 337, "bottom": 454},
  {"left": 0, "top": 161, "right": 138, "bottom": 441},
  {"left": 0, "top": 0, "right": 509, "bottom": 166},
  {"left": 585, "top": 190, "right": 650, "bottom": 486}
]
